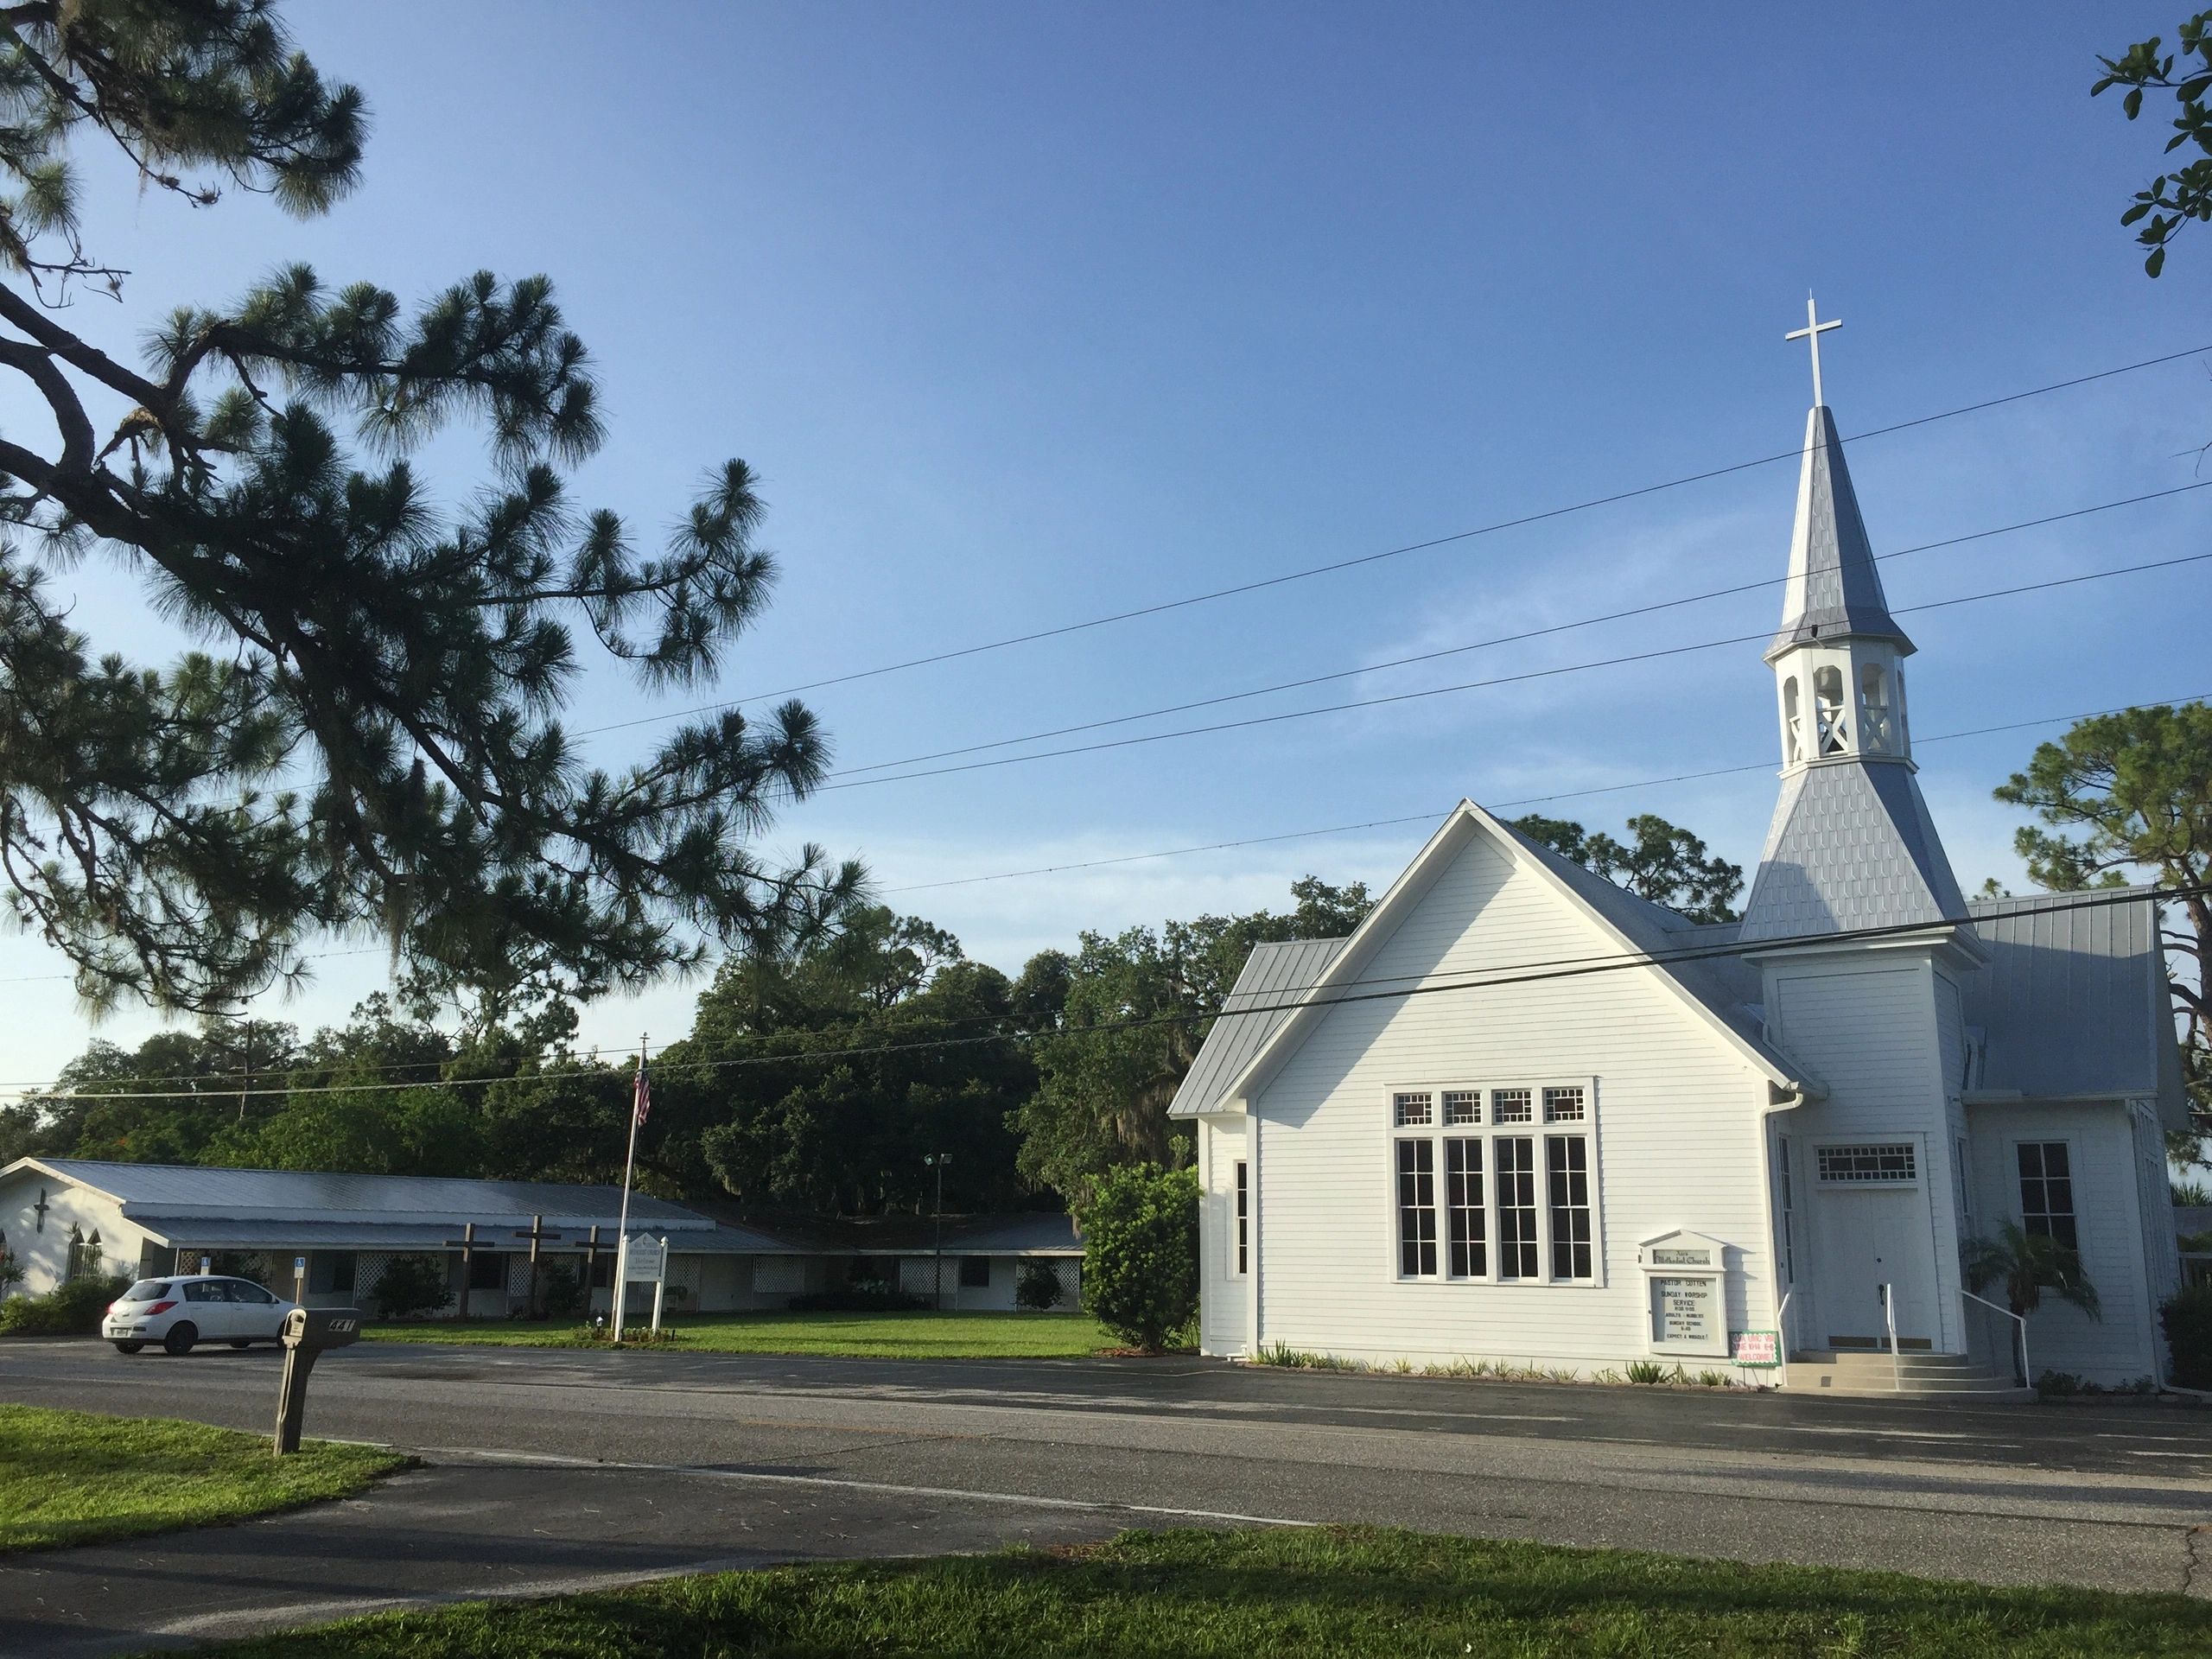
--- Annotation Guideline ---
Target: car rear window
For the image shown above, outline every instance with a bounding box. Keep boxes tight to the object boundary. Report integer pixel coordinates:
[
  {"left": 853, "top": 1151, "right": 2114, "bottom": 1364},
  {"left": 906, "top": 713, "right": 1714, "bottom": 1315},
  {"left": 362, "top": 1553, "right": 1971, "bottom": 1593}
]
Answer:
[{"left": 123, "top": 1280, "right": 170, "bottom": 1301}]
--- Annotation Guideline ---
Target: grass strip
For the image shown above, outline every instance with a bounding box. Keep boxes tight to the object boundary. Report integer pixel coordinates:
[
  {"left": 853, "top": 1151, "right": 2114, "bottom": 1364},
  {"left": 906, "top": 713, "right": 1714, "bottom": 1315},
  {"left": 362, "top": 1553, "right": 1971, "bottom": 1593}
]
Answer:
[
  {"left": 0, "top": 1403, "right": 405, "bottom": 1554},
  {"left": 365, "top": 1309, "right": 1121, "bottom": 1358},
  {"left": 178, "top": 1523, "right": 2212, "bottom": 1656}
]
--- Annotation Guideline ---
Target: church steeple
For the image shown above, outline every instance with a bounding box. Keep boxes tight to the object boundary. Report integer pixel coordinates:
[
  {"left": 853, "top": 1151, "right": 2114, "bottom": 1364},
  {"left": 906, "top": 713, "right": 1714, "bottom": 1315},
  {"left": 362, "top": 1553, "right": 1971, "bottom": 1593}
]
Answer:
[
  {"left": 1738, "top": 301, "right": 1969, "bottom": 946},
  {"left": 1767, "top": 403, "right": 1913, "bottom": 662},
  {"left": 1763, "top": 301, "right": 1913, "bottom": 773}
]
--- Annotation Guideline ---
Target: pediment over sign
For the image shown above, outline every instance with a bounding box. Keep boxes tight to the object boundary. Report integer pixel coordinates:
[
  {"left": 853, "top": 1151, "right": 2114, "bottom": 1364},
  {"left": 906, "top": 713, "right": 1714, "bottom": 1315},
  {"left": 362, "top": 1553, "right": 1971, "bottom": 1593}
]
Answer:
[{"left": 1635, "top": 1229, "right": 1727, "bottom": 1271}]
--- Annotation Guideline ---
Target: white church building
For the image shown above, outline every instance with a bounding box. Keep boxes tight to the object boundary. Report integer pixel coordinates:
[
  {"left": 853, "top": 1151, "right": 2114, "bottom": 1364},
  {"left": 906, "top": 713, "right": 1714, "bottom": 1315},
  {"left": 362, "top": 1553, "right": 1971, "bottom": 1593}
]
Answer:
[{"left": 1173, "top": 323, "right": 2189, "bottom": 1395}]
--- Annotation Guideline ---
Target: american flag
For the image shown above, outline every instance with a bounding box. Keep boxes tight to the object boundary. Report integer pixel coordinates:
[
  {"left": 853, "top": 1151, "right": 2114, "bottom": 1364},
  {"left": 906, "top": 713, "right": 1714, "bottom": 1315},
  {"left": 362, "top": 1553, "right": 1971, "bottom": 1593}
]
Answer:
[{"left": 632, "top": 1055, "right": 652, "bottom": 1126}]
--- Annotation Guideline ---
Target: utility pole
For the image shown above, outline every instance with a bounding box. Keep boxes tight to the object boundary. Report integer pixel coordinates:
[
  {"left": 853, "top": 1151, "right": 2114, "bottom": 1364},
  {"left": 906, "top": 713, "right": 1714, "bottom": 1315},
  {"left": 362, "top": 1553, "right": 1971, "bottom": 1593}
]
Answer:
[
  {"left": 237, "top": 1019, "right": 253, "bottom": 1125},
  {"left": 924, "top": 1152, "right": 951, "bottom": 1312}
]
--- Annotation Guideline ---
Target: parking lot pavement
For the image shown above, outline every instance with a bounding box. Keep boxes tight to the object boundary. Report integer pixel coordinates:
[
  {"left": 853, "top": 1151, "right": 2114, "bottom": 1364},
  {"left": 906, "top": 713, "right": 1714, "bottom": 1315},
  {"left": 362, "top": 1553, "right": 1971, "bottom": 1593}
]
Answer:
[{"left": 0, "top": 1338, "right": 2208, "bottom": 1654}]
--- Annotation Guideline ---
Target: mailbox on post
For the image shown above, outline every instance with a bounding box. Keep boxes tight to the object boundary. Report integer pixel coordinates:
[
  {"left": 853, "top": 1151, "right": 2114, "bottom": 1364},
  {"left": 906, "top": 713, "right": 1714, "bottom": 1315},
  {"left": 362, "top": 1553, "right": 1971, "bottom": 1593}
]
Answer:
[{"left": 274, "top": 1306, "right": 360, "bottom": 1455}]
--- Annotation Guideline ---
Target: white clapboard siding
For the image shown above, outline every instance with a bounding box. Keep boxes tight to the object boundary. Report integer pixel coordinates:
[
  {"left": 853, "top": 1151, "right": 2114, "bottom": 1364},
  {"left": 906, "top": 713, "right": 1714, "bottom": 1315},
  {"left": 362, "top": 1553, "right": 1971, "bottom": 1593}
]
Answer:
[
  {"left": 1966, "top": 1101, "right": 2161, "bottom": 1384},
  {"left": 1769, "top": 958, "right": 1967, "bottom": 1351},
  {"left": 1250, "top": 830, "right": 1772, "bottom": 1368}
]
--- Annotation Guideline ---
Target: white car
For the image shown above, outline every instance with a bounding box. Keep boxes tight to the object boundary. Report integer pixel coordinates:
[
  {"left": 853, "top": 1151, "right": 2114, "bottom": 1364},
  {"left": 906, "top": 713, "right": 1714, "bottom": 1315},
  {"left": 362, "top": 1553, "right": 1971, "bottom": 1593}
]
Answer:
[{"left": 102, "top": 1275, "right": 297, "bottom": 1356}]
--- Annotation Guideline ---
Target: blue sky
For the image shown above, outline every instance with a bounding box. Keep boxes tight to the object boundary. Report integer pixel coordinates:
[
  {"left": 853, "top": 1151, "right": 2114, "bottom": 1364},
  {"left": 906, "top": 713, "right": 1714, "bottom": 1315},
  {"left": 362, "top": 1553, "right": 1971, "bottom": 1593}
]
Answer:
[{"left": 3, "top": 3, "right": 2207, "bottom": 1087}]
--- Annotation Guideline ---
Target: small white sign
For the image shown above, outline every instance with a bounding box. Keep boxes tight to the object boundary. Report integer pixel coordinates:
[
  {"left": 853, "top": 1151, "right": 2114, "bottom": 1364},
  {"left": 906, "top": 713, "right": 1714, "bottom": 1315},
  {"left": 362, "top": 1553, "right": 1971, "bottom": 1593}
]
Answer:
[
  {"left": 293, "top": 1255, "right": 307, "bottom": 1276},
  {"left": 618, "top": 1233, "right": 668, "bottom": 1284}
]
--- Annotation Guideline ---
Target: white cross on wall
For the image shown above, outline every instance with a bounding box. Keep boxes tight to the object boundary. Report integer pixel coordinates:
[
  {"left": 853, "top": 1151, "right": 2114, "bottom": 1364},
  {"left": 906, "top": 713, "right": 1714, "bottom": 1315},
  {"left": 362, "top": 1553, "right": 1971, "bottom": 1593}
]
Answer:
[{"left": 1785, "top": 295, "right": 1841, "bottom": 407}]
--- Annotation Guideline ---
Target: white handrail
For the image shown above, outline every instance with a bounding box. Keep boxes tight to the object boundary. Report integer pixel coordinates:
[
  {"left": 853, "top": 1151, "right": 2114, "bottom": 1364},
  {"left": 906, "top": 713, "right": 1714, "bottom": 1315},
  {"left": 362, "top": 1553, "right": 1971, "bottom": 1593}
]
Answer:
[
  {"left": 1776, "top": 1289, "right": 1793, "bottom": 1390},
  {"left": 1961, "top": 1288, "right": 2029, "bottom": 1387},
  {"left": 1881, "top": 1282, "right": 1901, "bottom": 1391}
]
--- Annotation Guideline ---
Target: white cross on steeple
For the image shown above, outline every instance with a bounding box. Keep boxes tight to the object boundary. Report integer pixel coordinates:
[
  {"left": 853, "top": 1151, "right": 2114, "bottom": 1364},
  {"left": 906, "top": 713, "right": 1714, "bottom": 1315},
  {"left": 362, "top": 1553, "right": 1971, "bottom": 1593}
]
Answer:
[{"left": 1785, "top": 294, "right": 1841, "bottom": 408}]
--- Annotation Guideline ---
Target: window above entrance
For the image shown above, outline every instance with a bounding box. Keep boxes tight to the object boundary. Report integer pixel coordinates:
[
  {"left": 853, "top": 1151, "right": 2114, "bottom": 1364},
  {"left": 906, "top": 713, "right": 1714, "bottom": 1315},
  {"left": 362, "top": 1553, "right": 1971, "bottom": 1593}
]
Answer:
[{"left": 1815, "top": 1143, "right": 1917, "bottom": 1185}]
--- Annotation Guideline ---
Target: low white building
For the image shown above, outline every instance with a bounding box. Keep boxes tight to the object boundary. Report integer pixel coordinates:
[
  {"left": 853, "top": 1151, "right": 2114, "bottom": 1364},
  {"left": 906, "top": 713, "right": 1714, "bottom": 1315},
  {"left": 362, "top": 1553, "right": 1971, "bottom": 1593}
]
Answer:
[
  {"left": 1173, "top": 375, "right": 2190, "bottom": 1395},
  {"left": 0, "top": 1160, "right": 1083, "bottom": 1316}
]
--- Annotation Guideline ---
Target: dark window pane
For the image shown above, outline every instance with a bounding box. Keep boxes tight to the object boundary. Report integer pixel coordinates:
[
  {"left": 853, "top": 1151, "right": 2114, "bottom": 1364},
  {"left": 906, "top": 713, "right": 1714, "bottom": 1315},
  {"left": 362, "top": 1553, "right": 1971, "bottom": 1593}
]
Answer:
[{"left": 1397, "top": 1139, "right": 1437, "bottom": 1277}]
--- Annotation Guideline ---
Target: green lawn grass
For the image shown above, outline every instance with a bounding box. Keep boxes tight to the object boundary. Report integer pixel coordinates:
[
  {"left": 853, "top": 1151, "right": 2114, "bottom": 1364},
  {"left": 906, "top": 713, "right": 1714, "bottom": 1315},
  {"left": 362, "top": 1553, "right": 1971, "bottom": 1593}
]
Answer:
[
  {"left": 0, "top": 1403, "right": 405, "bottom": 1553},
  {"left": 365, "top": 1308, "right": 1122, "bottom": 1359},
  {"left": 179, "top": 1524, "right": 2212, "bottom": 1657}
]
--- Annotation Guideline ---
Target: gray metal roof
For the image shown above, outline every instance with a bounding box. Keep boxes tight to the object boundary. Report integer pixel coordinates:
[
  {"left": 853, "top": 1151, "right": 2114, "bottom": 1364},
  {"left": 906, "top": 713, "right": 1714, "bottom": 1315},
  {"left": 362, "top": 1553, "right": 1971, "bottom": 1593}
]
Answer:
[
  {"left": 834, "top": 1214, "right": 1085, "bottom": 1255},
  {"left": 1737, "top": 761, "right": 1971, "bottom": 944},
  {"left": 1166, "top": 938, "right": 1347, "bottom": 1116},
  {"left": 942, "top": 1212, "right": 1084, "bottom": 1255},
  {"left": 18, "top": 1160, "right": 711, "bottom": 1230},
  {"left": 1961, "top": 888, "right": 2177, "bottom": 1109},
  {"left": 1767, "top": 405, "right": 1912, "bottom": 658},
  {"left": 131, "top": 1218, "right": 524, "bottom": 1250},
  {"left": 129, "top": 1216, "right": 798, "bottom": 1253},
  {"left": 2177, "top": 1206, "right": 2210, "bottom": 1241}
]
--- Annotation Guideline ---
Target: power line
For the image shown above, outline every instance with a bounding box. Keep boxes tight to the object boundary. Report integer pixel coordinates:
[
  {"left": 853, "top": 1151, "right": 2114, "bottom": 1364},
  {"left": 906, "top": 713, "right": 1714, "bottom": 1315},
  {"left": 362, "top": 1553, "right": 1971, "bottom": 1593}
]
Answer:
[
  {"left": 5, "top": 683, "right": 2200, "bottom": 1072},
  {"left": 815, "top": 547, "right": 2212, "bottom": 791},
  {"left": 830, "top": 480, "right": 2212, "bottom": 780},
  {"left": 880, "top": 691, "right": 2212, "bottom": 895},
  {"left": 570, "top": 344, "right": 2212, "bottom": 743},
  {"left": 20, "top": 881, "right": 2196, "bottom": 1104},
  {"left": 0, "top": 1036, "right": 654, "bottom": 1096}
]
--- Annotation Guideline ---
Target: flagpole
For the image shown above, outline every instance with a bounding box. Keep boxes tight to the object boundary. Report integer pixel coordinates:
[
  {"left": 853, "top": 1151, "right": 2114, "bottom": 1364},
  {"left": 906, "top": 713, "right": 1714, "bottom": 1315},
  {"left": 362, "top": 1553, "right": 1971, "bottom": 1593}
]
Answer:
[{"left": 611, "top": 1034, "right": 645, "bottom": 1345}]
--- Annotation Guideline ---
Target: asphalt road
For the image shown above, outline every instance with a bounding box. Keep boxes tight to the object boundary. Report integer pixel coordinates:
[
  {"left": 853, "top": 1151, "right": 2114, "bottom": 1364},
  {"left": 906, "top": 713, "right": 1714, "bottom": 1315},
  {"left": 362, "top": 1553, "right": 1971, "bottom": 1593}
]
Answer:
[{"left": 1, "top": 1338, "right": 2209, "bottom": 1654}]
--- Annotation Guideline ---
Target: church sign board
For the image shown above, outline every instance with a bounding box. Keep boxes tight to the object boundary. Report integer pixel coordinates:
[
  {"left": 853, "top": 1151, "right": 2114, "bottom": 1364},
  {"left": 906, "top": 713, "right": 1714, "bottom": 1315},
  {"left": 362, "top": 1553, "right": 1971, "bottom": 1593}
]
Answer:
[
  {"left": 1636, "top": 1230, "right": 1729, "bottom": 1359},
  {"left": 618, "top": 1232, "right": 668, "bottom": 1285}
]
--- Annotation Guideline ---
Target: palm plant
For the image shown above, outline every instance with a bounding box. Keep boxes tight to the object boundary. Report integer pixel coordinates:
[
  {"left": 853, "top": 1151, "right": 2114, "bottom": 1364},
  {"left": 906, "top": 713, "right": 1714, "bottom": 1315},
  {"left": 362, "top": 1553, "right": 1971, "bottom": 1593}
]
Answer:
[{"left": 1962, "top": 1221, "right": 2101, "bottom": 1384}]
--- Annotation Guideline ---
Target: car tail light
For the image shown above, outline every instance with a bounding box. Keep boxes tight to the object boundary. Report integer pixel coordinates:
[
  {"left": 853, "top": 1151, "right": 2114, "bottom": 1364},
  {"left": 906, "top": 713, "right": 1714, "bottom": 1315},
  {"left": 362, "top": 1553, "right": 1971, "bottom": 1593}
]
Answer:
[{"left": 143, "top": 1300, "right": 176, "bottom": 1316}]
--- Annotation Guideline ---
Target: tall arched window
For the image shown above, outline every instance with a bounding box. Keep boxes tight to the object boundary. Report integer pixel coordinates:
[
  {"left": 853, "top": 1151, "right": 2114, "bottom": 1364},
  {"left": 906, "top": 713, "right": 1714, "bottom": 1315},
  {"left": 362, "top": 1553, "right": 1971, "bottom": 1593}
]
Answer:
[
  {"left": 1859, "top": 663, "right": 1891, "bottom": 753},
  {"left": 1782, "top": 676, "right": 1803, "bottom": 763},
  {"left": 1813, "top": 665, "right": 1848, "bottom": 754}
]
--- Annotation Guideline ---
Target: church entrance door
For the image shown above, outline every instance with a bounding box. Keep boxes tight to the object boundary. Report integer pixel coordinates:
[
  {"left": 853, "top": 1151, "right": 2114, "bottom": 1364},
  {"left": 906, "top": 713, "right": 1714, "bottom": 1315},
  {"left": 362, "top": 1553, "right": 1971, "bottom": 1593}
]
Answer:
[{"left": 1808, "top": 1143, "right": 1936, "bottom": 1351}]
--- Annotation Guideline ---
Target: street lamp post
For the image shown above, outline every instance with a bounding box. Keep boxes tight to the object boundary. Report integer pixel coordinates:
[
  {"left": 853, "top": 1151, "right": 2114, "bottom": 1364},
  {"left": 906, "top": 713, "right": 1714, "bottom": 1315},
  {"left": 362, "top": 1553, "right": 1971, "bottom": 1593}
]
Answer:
[{"left": 924, "top": 1152, "right": 951, "bottom": 1312}]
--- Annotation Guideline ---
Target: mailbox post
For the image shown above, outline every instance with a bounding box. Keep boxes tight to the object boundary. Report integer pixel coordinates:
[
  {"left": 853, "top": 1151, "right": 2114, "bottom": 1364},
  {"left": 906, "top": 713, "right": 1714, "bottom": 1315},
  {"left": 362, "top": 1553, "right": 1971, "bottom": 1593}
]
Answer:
[{"left": 275, "top": 1306, "right": 360, "bottom": 1455}]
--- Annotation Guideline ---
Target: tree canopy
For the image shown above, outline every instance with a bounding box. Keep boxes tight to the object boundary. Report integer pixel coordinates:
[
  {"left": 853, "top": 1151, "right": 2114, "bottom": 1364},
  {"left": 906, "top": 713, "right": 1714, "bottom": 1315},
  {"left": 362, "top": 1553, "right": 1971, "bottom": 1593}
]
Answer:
[
  {"left": 1995, "top": 702, "right": 2212, "bottom": 1158},
  {"left": 664, "top": 905, "right": 1046, "bottom": 1216},
  {"left": 2094, "top": 10, "right": 2212, "bottom": 276},
  {"left": 1011, "top": 877, "right": 1374, "bottom": 1209},
  {"left": 1510, "top": 812, "right": 1743, "bottom": 924},
  {"left": 0, "top": 0, "right": 858, "bottom": 1023}
]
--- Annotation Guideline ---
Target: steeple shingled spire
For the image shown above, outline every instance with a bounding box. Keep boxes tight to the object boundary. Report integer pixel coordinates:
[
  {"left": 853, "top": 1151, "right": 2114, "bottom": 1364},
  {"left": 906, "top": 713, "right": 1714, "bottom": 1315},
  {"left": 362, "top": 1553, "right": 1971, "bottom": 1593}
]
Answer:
[{"left": 1766, "top": 405, "right": 1912, "bottom": 661}]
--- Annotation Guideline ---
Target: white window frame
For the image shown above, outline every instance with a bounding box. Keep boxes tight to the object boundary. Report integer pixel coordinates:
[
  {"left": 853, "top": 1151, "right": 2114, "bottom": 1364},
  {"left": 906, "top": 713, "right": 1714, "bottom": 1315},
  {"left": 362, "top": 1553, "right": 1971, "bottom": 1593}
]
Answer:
[
  {"left": 1385, "top": 1079, "right": 1602, "bottom": 1287},
  {"left": 2008, "top": 1135, "right": 2083, "bottom": 1263},
  {"left": 1813, "top": 1141, "right": 1920, "bottom": 1187},
  {"left": 1543, "top": 1129, "right": 1596, "bottom": 1281},
  {"left": 1772, "top": 1133, "right": 1797, "bottom": 1286},
  {"left": 1394, "top": 1134, "right": 1440, "bottom": 1280}
]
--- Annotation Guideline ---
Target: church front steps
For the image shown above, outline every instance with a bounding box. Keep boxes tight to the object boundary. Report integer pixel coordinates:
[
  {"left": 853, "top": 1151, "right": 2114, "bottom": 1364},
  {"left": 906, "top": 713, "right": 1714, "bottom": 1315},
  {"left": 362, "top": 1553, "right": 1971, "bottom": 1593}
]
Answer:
[{"left": 1783, "top": 1348, "right": 2031, "bottom": 1400}]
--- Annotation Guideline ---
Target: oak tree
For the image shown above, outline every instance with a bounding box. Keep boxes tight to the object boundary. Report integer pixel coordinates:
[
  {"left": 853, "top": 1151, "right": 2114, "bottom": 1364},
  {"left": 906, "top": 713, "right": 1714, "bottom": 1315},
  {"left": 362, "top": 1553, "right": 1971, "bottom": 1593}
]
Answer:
[{"left": 1510, "top": 812, "right": 1743, "bottom": 925}]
